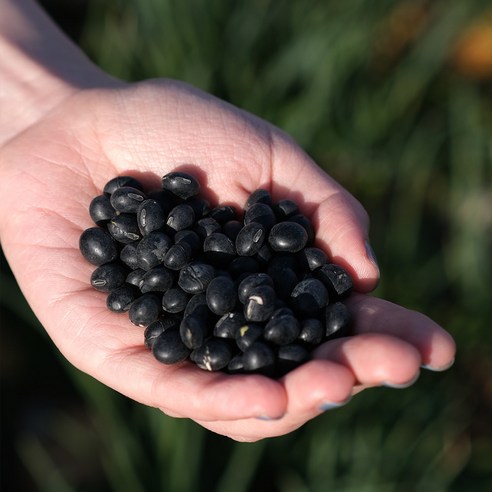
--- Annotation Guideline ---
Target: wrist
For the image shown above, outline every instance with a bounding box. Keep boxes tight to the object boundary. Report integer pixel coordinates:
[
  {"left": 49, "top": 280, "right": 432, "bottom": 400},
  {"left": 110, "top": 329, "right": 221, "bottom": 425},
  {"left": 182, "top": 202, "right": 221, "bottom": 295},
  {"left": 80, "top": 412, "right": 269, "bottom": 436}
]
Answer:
[{"left": 0, "top": 0, "right": 112, "bottom": 146}]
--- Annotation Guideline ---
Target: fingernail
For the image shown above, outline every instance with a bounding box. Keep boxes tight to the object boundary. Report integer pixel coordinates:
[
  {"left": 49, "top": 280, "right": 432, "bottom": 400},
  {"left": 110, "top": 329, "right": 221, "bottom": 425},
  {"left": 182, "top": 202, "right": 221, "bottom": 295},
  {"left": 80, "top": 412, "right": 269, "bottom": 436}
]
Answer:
[
  {"left": 365, "top": 240, "right": 379, "bottom": 273},
  {"left": 421, "top": 358, "right": 455, "bottom": 372},
  {"left": 255, "top": 414, "right": 283, "bottom": 421},
  {"left": 382, "top": 372, "right": 420, "bottom": 389},
  {"left": 319, "top": 396, "right": 351, "bottom": 412}
]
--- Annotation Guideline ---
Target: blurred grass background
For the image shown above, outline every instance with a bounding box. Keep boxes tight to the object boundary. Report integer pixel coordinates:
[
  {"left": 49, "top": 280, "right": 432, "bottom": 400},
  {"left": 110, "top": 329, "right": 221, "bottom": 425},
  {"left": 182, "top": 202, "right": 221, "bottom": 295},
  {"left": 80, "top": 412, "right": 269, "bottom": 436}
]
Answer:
[{"left": 1, "top": 0, "right": 491, "bottom": 490}]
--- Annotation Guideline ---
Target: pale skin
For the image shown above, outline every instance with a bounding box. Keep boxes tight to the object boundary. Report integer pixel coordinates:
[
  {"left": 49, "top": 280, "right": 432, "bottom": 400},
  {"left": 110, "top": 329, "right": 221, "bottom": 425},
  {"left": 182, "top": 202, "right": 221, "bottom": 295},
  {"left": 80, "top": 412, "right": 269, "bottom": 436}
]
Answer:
[{"left": 0, "top": 0, "right": 455, "bottom": 441}]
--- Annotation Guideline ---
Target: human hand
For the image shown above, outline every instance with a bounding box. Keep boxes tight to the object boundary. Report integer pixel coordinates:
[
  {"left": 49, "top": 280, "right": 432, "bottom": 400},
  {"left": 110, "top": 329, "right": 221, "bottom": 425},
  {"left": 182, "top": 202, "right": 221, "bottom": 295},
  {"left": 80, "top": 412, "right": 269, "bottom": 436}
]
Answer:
[{"left": 0, "top": 78, "right": 455, "bottom": 441}]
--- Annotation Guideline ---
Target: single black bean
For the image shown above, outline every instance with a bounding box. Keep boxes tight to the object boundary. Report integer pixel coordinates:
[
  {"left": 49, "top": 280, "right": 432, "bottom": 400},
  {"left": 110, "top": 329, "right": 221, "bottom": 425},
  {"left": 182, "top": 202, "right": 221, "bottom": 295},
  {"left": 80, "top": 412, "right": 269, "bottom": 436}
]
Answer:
[
  {"left": 140, "top": 267, "right": 174, "bottom": 293},
  {"left": 162, "top": 171, "right": 200, "bottom": 199},
  {"left": 235, "top": 222, "right": 266, "bottom": 256},
  {"left": 89, "top": 194, "right": 115, "bottom": 225},
  {"left": 298, "top": 247, "right": 328, "bottom": 273},
  {"left": 269, "top": 306, "right": 295, "bottom": 320},
  {"left": 166, "top": 203, "right": 195, "bottom": 232},
  {"left": 214, "top": 311, "right": 246, "bottom": 339},
  {"left": 242, "top": 342, "right": 275, "bottom": 375},
  {"left": 244, "top": 203, "right": 276, "bottom": 230},
  {"left": 298, "top": 318, "right": 324, "bottom": 345},
  {"left": 272, "top": 199, "right": 298, "bottom": 220},
  {"left": 289, "top": 214, "right": 315, "bottom": 245},
  {"left": 120, "top": 243, "right": 139, "bottom": 270},
  {"left": 206, "top": 275, "right": 237, "bottom": 315},
  {"left": 178, "top": 261, "right": 215, "bottom": 294},
  {"left": 314, "top": 263, "right": 353, "bottom": 299},
  {"left": 144, "top": 317, "right": 180, "bottom": 349},
  {"left": 90, "top": 263, "right": 127, "bottom": 292},
  {"left": 290, "top": 278, "right": 329, "bottom": 316},
  {"left": 268, "top": 221, "right": 308, "bottom": 253},
  {"left": 243, "top": 284, "right": 276, "bottom": 322},
  {"left": 164, "top": 242, "right": 193, "bottom": 270},
  {"left": 325, "top": 301, "right": 352, "bottom": 338},
  {"left": 183, "top": 293, "right": 210, "bottom": 319},
  {"left": 203, "top": 232, "right": 236, "bottom": 266},
  {"left": 187, "top": 197, "right": 211, "bottom": 219},
  {"left": 162, "top": 287, "right": 190, "bottom": 314},
  {"left": 110, "top": 186, "right": 147, "bottom": 213},
  {"left": 255, "top": 244, "right": 273, "bottom": 266},
  {"left": 137, "top": 199, "right": 166, "bottom": 235},
  {"left": 128, "top": 293, "right": 162, "bottom": 326},
  {"left": 192, "top": 338, "right": 233, "bottom": 372},
  {"left": 227, "top": 353, "right": 245, "bottom": 374},
  {"left": 276, "top": 344, "right": 310, "bottom": 376},
  {"left": 264, "top": 314, "right": 301, "bottom": 345},
  {"left": 79, "top": 227, "right": 119, "bottom": 266},
  {"left": 103, "top": 176, "right": 144, "bottom": 195},
  {"left": 179, "top": 315, "right": 210, "bottom": 349},
  {"left": 237, "top": 273, "right": 274, "bottom": 304},
  {"left": 106, "top": 284, "right": 140, "bottom": 312},
  {"left": 174, "top": 229, "right": 201, "bottom": 254},
  {"left": 236, "top": 323, "right": 264, "bottom": 352},
  {"left": 245, "top": 189, "right": 272, "bottom": 209},
  {"left": 152, "top": 328, "right": 191, "bottom": 364},
  {"left": 107, "top": 213, "right": 142, "bottom": 244},
  {"left": 136, "top": 231, "right": 172, "bottom": 271},
  {"left": 222, "top": 220, "right": 243, "bottom": 241}
]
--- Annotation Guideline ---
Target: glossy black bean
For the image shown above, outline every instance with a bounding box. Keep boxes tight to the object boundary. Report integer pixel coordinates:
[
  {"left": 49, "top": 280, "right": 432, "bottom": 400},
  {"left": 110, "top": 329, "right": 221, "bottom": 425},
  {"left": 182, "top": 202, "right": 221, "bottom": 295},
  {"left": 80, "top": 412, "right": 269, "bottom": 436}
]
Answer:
[
  {"left": 205, "top": 275, "right": 237, "bottom": 315},
  {"left": 288, "top": 214, "right": 315, "bottom": 245},
  {"left": 314, "top": 264, "right": 353, "bottom": 299},
  {"left": 298, "top": 247, "right": 328, "bottom": 273},
  {"left": 269, "top": 306, "right": 295, "bottom": 320},
  {"left": 227, "top": 353, "right": 245, "bottom": 374},
  {"left": 209, "top": 205, "right": 238, "bottom": 224},
  {"left": 89, "top": 194, "right": 115, "bottom": 225},
  {"left": 162, "top": 287, "right": 190, "bottom": 314},
  {"left": 90, "top": 263, "right": 127, "bottom": 292},
  {"left": 174, "top": 229, "right": 201, "bottom": 254},
  {"left": 276, "top": 344, "right": 310, "bottom": 376},
  {"left": 192, "top": 338, "right": 233, "bottom": 372},
  {"left": 107, "top": 213, "right": 142, "bottom": 244},
  {"left": 120, "top": 243, "right": 139, "bottom": 270},
  {"left": 195, "top": 217, "right": 221, "bottom": 239},
  {"left": 245, "top": 189, "right": 272, "bottom": 209},
  {"left": 136, "top": 231, "right": 172, "bottom": 271},
  {"left": 264, "top": 314, "right": 301, "bottom": 345},
  {"left": 126, "top": 268, "right": 146, "bottom": 288},
  {"left": 290, "top": 278, "right": 329, "bottom": 316},
  {"left": 110, "top": 186, "right": 147, "bottom": 213},
  {"left": 128, "top": 293, "right": 162, "bottom": 326},
  {"left": 187, "top": 197, "right": 211, "bottom": 219},
  {"left": 243, "top": 285, "right": 276, "bottom": 322},
  {"left": 144, "top": 317, "right": 180, "bottom": 349},
  {"left": 162, "top": 171, "right": 200, "bottom": 199},
  {"left": 106, "top": 284, "right": 140, "bottom": 312},
  {"left": 244, "top": 203, "right": 276, "bottom": 230},
  {"left": 242, "top": 342, "right": 275, "bottom": 375},
  {"left": 236, "top": 323, "right": 264, "bottom": 352},
  {"left": 152, "top": 328, "right": 191, "bottom": 364},
  {"left": 298, "top": 318, "right": 324, "bottom": 345},
  {"left": 235, "top": 222, "right": 266, "bottom": 256},
  {"left": 268, "top": 221, "right": 308, "bottom": 253},
  {"left": 164, "top": 242, "right": 193, "bottom": 270},
  {"left": 272, "top": 199, "right": 298, "bottom": 220},
  {"left": 179, "top": 315, "right": 210, "bottom": 349},
  {"left": 178, "top": 262, "right": 215, "bottom": 294},
  {"left": 227, "top": 256, "right": 260, "bottom": 278},
  {"left": 79, "top": 227, "right": 118, "bottom": 266},
  {"left": 237, "top": 273, "right": 274, "bottom": 304},
  {"left": 203, "top": 232, "right": 236, "bottom": 266},
  {"left": 140, "top": 267, "right": 174, "bottom": 293},
  {"left": 137, "top": 199, "right": 166, "bottom": 235},
  {"left": 103, "top": 176, "right": 144, "bottom": 195},
  {"left": 222, "top": 220, "right": 243, "bottom": 241},
  {"left": 325, "top": 301, "right": 351, "bottom": 338},
  {"left": 183, "top": 293, "right": 210, "bottom": 319},
  {"left": 166, "top": 203, "right": 195, "bottom": 232},
  {"left": 214, "top": 311, "right": 246, "bottom": 338},
  {"left": 255, "top": 244, "right": 273, "bottom": 266}
]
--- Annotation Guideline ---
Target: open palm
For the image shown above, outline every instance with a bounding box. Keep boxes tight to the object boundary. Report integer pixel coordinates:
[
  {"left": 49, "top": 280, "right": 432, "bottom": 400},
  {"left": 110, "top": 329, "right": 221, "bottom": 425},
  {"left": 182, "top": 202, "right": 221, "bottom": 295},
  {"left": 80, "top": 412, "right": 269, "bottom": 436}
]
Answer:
[{"left": 0, "top": 79, "right": 455, "bottom": 441}]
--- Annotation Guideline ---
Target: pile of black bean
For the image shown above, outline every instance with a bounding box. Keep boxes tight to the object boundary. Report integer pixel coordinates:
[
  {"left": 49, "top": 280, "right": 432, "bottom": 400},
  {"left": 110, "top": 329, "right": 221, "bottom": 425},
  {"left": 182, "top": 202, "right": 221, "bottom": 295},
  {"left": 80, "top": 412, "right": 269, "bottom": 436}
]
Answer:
[{"left": 79, "top": 171, "right": 353, "bottom": 378}]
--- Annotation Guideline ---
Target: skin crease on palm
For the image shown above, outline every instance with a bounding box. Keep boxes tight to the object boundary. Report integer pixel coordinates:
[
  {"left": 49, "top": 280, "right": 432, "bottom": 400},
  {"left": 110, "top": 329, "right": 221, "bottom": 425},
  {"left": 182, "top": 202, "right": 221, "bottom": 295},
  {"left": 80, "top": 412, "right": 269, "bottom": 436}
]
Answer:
[{"left": 0, "top": 1, "right": 455, "bottom": 442}]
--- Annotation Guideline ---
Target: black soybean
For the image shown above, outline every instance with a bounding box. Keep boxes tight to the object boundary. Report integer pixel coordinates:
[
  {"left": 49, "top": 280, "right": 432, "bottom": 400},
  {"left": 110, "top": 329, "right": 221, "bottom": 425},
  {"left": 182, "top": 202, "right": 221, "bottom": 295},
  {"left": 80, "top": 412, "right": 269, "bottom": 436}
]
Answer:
[
  {"left": 79, "top": 227, "right": 118, "bottom": 266},
  {"left": 103, "top": 176, "right": 144, "bottom": 195},
  {"left": 152, "top": 328, "right": 191, "bottom": 364},
  {"left": 140, "top": 267, "right": 174, "bottom": 293},
  {"left": 203, "top": 232, "right": 236, "bottom": 266},
  {"left": 106, "top": 284, "right": 140, "bottom": 313},
  {"left": 236, "top": 222, "right": 266, "bottom": 256},
  {"left": 237, "top": 273, "right": 274, "bottom": 304},
  {"left": 120, "top": 243, "right": 139, "bottom": 270},
  {"left": 107, "top": 213, "right": 142, "bottom": 244},
  {"left": 315, "top": 263, "right": 353, "bottom": 299},
  {"left": 126, "top": 268, "right": 146, "bottom": 288},
  {"left": 129, "top": 293, "right": 161, "bottom": 326},
  {"left": 242, "top": 342, "right": 275, "bottom": 374},
  {"left": 89, "top": 194, "right": 115, "bottom": 225},
  {"left": 162, "top": 287, "right": 190, "bottom": 314},
  {"left": 245, "top": 189, "right": 272, "bottom": 209},
  {"left": 179, "top": 315, "right": 209, "bottom": 349},
  {"left": 136, "top": 231, "right": 172, "bottom": 271},
  {"left": 298, "top": 247, "right": 328, "bottom": 272},
  {"left": 236, "top": 323, "right": 264, "bottom": 352},
  {"left": 298, "top": 318, "right": 324, "bottom": 345},
  {"left": 290, "top": 278, "right": 328, "bottom": 316},
  {"left": 110, "top": 186, "right": 147, "bottom": 213},
  {"left": 264, "top": 314, "right": 300, "bottom": 345},
  {"left": 244, "top": 285, "right": 276, "bottom": 322},
  {"left": 178, "top": 262, "right": 215, "bottom": 294},
  {"left": 162, "top": 171, "right": 200, "bottom": 200},
  {"left": 269, "top": 221, "right": 308, "bottom": 253},
  {"left": 192, "top": 338, "right": 233, "bottom": 372},
  {"left": 144, "top": 317, "right": 179, "bottom": 349},
  {"left": 325, "top": 301, "right": 351, "bottom": 338},
  {"left": 214, "top": 311, "right": 246, "bottom": 339},
  {"left": 206, "top": 275, "right": 237, "bottom": 315},
  {"left": 164, "top": 242, "right": 193, "bottom": 270},
  {"left": 137, "top": 199, "right": 166, "bottom": 235},
  {"left": 272, "top": 199, "right": 298, "bottom": 220},
  {"left": 90, "top": 263, "right": 127, "bottom": 292},
  {"left": 166, "top": 203, "right": 195, "bottom": 232}
]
